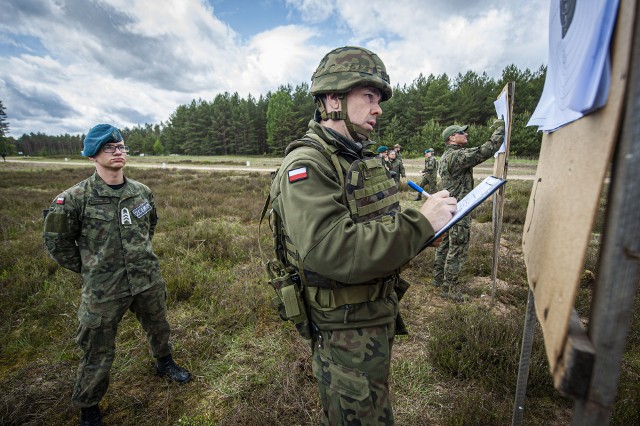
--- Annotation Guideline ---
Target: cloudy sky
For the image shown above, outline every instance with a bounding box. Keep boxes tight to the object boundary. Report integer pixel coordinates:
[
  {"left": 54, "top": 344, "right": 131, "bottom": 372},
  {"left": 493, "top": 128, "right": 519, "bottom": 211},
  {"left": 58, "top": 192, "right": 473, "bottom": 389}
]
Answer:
[{"left": 0, "top": 0, "right": 549, "bottom": 137}]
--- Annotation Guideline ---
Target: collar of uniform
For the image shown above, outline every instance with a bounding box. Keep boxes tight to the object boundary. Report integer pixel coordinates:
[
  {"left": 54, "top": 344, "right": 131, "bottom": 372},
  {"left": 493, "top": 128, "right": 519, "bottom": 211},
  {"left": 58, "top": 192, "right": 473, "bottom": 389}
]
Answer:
[
  {"left": 446, "top": 144, "right": 465, "bottom": 151},
  {"left": 308, "top": 120, "right": 363, "bottom": 159},
  {"left": 91, "top": 172, "right": 136, "bottom": 199}
]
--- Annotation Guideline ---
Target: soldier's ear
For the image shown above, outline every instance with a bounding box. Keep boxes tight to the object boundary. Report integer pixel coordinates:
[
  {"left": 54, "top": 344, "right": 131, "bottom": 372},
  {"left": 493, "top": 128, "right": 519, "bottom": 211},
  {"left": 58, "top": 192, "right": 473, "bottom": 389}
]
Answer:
[{"left": 324, "top": 93, "right": 341, "bottom": 111}]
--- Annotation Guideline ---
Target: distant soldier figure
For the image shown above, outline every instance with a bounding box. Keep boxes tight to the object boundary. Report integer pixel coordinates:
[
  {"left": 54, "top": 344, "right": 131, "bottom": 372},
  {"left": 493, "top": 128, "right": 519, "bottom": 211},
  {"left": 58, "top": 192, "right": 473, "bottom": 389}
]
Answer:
[
  {"left": 43, "top": 124, "right": 191, "bottom": 426},
  {"left": 415, "top": 148, "right": 438, "bottom": 200},
  {"left": 267, "top": 46, "right": 456, "bottom": 425},
  {"left": 393, "top": 143, "right": 403, "bottom": 161},
  {"left": 376, "top": 145, "right": 390, "bottom": 167},
  {"left": 387, "top": 148, "right": 405, "bottom": 185},
  {"left": 434, "top": 121, "right": 504, "bottom": 298}
]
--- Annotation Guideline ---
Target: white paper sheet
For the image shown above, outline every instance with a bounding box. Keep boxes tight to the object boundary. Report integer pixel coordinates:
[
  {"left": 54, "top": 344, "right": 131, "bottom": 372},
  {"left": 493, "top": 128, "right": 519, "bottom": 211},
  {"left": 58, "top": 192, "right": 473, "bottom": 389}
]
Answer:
[{"left": 527, "top": 0, "right": 619, "bottom": 132}]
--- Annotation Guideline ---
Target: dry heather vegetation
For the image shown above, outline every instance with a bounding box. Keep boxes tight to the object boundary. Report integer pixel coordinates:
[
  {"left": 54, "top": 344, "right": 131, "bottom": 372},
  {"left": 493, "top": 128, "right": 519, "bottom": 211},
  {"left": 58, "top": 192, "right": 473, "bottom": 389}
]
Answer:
[{"left": 0, "top": 162, "right": 637, "bottom": 426}]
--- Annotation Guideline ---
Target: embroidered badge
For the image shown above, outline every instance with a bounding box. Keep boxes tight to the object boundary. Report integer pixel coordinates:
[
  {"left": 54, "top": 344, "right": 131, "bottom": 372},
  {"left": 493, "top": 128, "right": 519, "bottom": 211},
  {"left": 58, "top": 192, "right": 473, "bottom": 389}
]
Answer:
[
  {"left": 132, "top": 202, "right": 152, "bottom": 218},
  {"left": 288, "top": 167, "right": 308, "bottom": 183},
  {"left": 121, "top": 207, "right": 132, "bottom": 225},
  {"left": 56, "top": 197, "right": 65, "bottom": 204}
]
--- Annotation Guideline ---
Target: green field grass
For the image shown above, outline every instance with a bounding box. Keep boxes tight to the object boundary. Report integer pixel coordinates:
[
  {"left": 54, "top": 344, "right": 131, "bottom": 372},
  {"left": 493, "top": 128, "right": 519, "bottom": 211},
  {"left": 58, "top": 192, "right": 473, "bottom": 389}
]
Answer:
[{"left": 0, "top": 164, "right": 636, "bottom": 425}]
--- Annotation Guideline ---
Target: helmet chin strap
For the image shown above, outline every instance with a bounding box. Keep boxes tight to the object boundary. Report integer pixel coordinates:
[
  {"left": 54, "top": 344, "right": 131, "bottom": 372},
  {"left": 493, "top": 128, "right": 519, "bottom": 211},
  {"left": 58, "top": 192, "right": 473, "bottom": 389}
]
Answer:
[{"left": 315, "top": 95, "right": 370, "bottom": 141}]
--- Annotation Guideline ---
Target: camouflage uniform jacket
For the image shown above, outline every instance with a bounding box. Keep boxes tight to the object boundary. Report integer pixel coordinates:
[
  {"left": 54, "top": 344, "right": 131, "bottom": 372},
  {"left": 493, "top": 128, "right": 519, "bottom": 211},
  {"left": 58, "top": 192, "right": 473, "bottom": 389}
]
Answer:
[
  {"left": 43, "top": 172, "right": 163, "bottom": 304},
  {"left": 269, "top": 120, "right": 435, "bottom": 330},
  {"left": 388, "top": 157, "right": 405, "bottom": 181},
  {"left": 439, "top": 127, "right": 505, "bottom": 199},
  {"left": 422, "top": 156, "right": 438, "bottom": 182}
]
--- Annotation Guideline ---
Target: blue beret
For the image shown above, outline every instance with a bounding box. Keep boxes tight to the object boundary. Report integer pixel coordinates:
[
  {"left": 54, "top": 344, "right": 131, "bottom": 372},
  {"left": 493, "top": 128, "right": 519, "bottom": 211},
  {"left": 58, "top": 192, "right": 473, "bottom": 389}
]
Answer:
[
  {"left": 82, "top": 124, "right": 123, "bottom": 157},
  {"left": 377, "top": 145, "right": 388, "bottom": 153}
]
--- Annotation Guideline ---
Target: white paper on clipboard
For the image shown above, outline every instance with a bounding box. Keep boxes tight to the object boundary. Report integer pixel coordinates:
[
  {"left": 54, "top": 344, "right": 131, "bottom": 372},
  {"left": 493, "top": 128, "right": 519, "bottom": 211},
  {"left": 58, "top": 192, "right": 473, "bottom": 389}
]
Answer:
[{"left": 424, "top": 176, "right": 507, "bottom": 248}]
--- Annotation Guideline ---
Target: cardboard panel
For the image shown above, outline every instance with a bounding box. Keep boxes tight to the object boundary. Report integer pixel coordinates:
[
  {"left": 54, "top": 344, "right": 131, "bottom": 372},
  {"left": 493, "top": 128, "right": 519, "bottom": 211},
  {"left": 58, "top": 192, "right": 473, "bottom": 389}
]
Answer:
[{"left": 522, "top": 0, "right": 635, "bottom": 375}]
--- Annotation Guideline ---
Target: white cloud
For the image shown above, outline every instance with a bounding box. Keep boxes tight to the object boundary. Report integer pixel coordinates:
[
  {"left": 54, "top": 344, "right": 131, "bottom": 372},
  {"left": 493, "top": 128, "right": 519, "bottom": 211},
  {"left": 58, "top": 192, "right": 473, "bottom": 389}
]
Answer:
[
  {"left": 284, "top": 0, "right": 336, "bottom": 24},
  {"left": 0, "top": 0, "right": 548, "bottom": 136},
  {"left": 239, "top": 25, "right": 320, "bottom": 92}
]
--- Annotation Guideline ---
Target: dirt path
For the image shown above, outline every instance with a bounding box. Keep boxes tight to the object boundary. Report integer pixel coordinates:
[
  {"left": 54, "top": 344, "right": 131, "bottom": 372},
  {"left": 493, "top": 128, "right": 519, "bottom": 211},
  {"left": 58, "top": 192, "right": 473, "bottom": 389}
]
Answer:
[{"left": 4, "top": 159, "right": 538, "bottom": 180}]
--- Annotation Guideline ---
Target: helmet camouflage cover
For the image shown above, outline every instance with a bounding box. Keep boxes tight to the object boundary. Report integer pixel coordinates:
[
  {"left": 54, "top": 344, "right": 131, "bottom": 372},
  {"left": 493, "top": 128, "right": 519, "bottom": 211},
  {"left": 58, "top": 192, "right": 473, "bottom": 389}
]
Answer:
[{"left": 310, "top": 46, "right": 392, "bottom": 102}]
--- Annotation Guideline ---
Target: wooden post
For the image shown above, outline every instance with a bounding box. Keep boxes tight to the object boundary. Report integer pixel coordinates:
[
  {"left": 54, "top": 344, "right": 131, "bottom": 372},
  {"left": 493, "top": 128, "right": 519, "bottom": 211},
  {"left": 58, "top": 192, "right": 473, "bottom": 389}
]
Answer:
[
  {"left": 491, "top": 82, "right": 515, "bottom": 301},
  {"left": 571, "top": 2, "right": 640, "bottom": 423}
]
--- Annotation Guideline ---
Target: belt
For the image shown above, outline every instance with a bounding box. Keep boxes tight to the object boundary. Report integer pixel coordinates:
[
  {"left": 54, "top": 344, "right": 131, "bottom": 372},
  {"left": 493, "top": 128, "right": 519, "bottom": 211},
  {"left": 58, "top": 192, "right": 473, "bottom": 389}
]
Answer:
[{"left": 303, "top": 275, "right": 397, "bottom": 310}]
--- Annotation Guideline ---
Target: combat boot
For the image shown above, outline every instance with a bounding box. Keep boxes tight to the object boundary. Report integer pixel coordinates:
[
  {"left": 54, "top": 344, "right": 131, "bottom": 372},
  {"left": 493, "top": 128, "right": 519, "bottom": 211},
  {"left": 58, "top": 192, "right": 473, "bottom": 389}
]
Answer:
[
  {"left": 440, "top": 285, "right": 468, "bottom": 303},
  {"left": 79, "top": 405, "right": 102, "bottom": 426},
  {"left": 156, "top": 354, "right": 192, "bottom": 384}
]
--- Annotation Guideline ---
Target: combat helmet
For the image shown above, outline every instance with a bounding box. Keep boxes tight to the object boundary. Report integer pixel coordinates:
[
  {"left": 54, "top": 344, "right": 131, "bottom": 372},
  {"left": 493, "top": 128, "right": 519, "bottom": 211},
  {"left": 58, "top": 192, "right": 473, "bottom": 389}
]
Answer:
[{"left": 310, "top": 46, "right": 392, "bottom": 141}]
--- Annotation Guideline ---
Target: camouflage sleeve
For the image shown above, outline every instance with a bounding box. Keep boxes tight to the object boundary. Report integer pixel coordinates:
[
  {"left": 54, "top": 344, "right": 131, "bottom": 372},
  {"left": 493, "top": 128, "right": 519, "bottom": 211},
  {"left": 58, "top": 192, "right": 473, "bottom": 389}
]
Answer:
[
  {"left": 451, "top": 126, "right": 505, "bottom": 170},
  {"left": 43, "top": 194, "right": 82, "bottom": 273},
  {"left": 274, "top": 149, "right": 434, "bottom": 284},
  {"left": 399, "top": 160, "right": 406, "bottom": 177}
]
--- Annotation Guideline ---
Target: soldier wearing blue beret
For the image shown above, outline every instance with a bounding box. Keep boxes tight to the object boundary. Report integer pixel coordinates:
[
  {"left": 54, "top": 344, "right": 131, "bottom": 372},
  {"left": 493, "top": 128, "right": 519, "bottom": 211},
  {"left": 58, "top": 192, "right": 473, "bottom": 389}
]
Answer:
[{"left": 43, "top": 124, "right": 191, "bottom": 426}]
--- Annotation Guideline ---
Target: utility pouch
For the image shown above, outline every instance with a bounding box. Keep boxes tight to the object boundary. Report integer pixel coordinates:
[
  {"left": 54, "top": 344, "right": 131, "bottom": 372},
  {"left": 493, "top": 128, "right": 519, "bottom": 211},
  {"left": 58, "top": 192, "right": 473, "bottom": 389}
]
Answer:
[{"left": 266, "top": 260, "right": 312, "bottom": 340}]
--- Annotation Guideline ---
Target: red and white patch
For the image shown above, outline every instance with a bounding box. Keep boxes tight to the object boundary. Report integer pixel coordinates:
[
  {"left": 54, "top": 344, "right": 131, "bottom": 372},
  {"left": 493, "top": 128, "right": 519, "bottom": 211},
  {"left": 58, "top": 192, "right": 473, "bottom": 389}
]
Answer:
[
  {"left": 55, "top": 197, "right": 65, "bottom": 204},
  {"left": 288, "top": 167, "right": 308, "bottom": 183}
]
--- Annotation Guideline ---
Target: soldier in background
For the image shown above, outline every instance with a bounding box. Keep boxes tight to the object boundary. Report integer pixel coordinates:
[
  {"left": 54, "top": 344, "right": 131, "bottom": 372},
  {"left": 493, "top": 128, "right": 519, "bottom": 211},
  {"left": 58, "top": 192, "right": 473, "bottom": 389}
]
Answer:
[
  {"left": 415, "top": 148, "right": 438, "bottom": 200},
  {"left": 434, "top": 121, "right": 504, "bottom": 298},
  {"left": 43, "top": 124, "right": 191, "bottom": 426},
  {"left": 393, "top": 143, "right": 403, "bottom": 161},
  {"left": 376, "top": 145, "right": 389, "bottom": 167},
  {"left": 387, "top": 148, "right": 405, "bottom": 185},
  {"left": 268, "top": 46, "right": 457, "bottom": 425}
]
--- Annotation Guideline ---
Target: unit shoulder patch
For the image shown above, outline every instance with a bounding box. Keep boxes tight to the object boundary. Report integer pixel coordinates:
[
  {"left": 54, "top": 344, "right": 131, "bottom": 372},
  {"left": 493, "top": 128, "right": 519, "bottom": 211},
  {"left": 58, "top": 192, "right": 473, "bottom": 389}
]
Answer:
[{"left": 132, "top": 201, "right": 152, "bottom": 218}]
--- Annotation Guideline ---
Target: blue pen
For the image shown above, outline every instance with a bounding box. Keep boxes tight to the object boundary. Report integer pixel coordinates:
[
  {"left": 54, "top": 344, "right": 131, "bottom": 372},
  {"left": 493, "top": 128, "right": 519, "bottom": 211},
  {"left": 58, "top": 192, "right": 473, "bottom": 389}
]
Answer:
[{"left": 408, "top": 180, "right": 431, "bottom": 198}]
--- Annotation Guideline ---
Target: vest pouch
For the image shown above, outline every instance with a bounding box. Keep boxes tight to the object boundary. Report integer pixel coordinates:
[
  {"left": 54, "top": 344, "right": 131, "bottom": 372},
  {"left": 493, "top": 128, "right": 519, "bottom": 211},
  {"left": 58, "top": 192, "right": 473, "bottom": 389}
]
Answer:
[
  {"left": 345, "top": 157, "right": 401, "bottom": 223},
  {"left": 266, "top": 260, "right": 312, "bottom": 340}
]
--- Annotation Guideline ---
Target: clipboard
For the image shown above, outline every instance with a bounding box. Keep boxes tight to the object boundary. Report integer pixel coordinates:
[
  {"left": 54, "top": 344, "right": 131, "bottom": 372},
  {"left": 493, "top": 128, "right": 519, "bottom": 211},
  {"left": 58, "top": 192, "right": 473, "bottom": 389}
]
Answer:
[{"left": 421, "top": 176, "right": 507, "bottom": 249}]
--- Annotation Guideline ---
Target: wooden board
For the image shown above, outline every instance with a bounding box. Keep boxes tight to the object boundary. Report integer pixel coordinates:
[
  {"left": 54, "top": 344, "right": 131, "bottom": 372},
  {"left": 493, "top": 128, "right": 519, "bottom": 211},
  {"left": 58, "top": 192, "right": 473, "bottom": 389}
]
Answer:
[{"left": 521, "top": 0, "right": 635, "bottom": 376}]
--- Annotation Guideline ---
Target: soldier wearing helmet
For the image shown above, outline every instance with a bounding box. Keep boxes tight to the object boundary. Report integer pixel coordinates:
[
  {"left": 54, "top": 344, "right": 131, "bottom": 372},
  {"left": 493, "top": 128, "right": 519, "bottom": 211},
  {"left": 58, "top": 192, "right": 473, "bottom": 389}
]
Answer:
[{"left": 267, "top": 46, "right": 457, "bottom": 425}]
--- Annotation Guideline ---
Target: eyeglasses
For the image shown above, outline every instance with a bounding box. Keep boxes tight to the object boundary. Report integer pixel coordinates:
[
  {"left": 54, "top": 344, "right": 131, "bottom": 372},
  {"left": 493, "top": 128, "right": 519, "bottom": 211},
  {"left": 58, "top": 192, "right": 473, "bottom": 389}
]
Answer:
[{"left": 102, "top": 145, "right": 130, "bottom": 153}]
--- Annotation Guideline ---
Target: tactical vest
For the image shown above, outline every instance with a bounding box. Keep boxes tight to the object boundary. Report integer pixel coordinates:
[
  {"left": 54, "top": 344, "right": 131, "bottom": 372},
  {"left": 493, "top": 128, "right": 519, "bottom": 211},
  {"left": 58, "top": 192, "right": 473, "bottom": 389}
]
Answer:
[{"left": 260, "top": 134, "right": 401, "bottom": 338}]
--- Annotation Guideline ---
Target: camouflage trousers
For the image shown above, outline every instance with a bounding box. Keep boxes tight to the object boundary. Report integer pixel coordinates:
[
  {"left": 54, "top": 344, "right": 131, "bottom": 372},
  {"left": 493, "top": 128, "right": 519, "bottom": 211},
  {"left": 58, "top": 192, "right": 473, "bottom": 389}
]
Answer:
[
  {"left": 72, "top": 282, "right": 171, "bottom": 408},
  {"left": 418, "top": 175, "right": 437, "bottom": 193},
  {"left": 433, "top": 216, "right": 471, "bottom": 288},
  {"left": 312, "top": 323, "right": 396, "bottom": 426}
]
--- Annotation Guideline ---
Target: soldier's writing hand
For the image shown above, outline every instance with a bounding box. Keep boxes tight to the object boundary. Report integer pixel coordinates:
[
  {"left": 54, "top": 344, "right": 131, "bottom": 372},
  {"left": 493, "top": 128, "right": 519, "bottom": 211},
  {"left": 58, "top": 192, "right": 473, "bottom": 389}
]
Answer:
[{"left": 419, "top": 190, "right": 457, "bottom": 232}]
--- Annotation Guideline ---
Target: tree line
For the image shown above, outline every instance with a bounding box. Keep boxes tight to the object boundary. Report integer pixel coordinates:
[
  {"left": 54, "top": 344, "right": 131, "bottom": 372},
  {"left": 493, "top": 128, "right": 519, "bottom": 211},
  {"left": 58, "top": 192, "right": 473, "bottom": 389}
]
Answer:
[{"left": 5, "top": 64, "right": 546, "bottom": 158}]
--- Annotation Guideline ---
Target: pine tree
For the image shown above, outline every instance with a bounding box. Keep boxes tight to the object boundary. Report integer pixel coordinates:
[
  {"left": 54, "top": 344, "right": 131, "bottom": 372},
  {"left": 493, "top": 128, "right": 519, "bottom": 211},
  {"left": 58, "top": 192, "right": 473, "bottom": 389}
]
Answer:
[{"left": 0, "top": 100, "right": 11, "bottom": 158}]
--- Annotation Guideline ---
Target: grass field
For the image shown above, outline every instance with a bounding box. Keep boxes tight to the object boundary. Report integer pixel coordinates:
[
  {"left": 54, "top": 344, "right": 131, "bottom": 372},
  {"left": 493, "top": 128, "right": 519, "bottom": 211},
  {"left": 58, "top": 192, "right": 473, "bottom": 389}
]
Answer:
[{"left": 0, "top": 161, "right": 637, "bottom": 425}]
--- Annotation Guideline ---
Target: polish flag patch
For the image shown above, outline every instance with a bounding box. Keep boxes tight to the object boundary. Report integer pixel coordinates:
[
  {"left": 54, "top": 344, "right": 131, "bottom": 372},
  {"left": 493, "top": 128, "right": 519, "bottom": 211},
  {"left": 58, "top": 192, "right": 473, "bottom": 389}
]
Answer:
[
  {"left": 288, "top": 167, "right": 308, "bottom": 183},
  {"left": 55, "top": 197, "right": 65, "bottom": 204}
]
